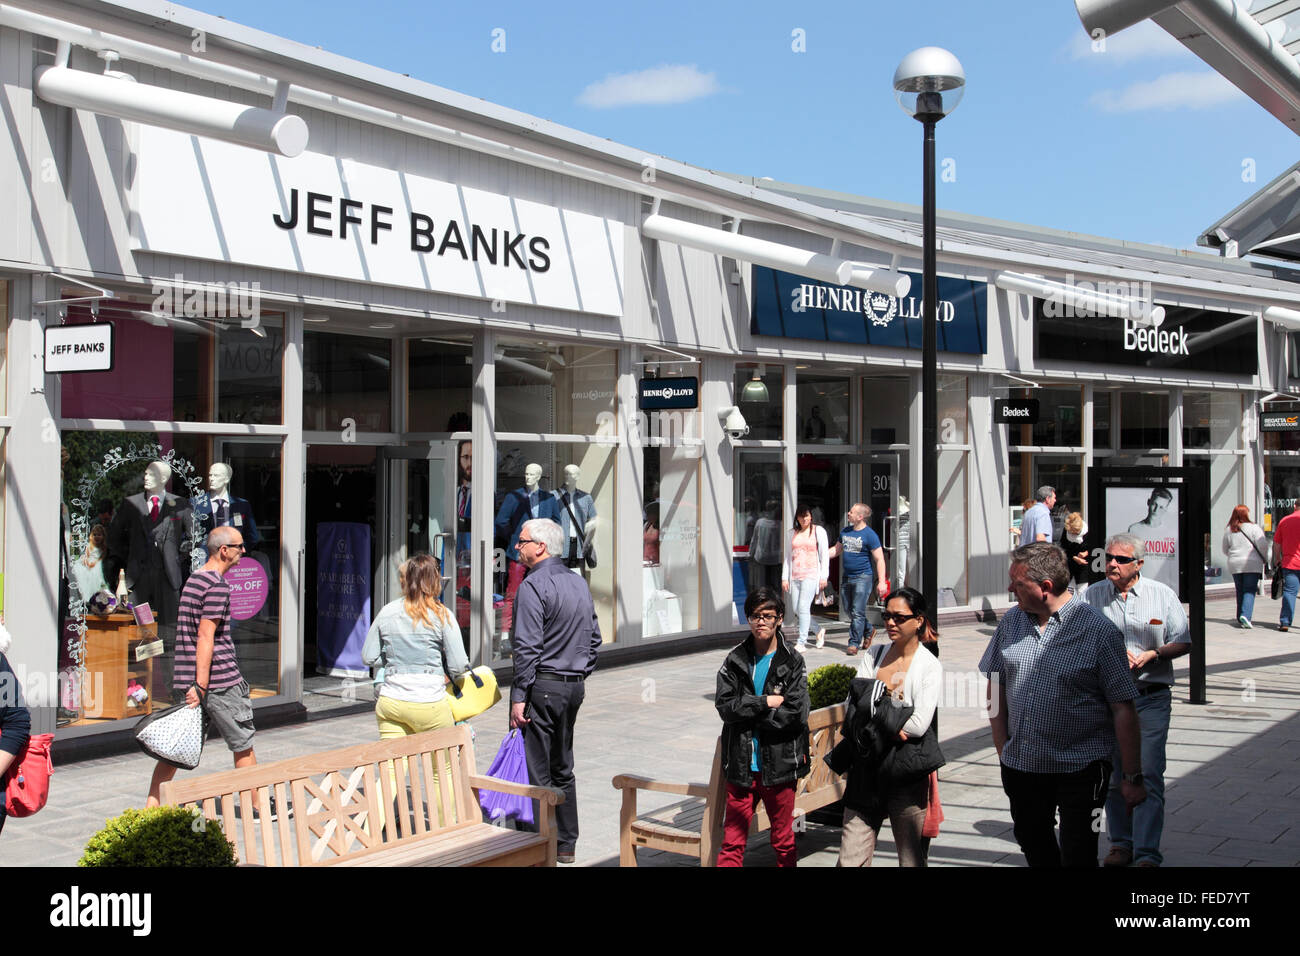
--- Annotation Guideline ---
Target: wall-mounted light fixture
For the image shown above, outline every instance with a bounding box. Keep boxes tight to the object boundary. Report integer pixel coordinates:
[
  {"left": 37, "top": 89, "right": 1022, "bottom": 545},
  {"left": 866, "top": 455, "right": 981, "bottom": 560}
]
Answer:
[{"left": 740, "top": 364, "right": 770, "bottom": 403}]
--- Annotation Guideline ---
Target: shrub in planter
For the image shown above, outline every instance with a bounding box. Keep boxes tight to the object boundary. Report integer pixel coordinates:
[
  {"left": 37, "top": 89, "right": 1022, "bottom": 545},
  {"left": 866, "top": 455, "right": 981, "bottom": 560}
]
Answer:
[
  {"left": 79, "top": 806, "right": 237, "bottom": 867},
  {"left": 807, "top": 663, "right": 855, "bottom": 710}
]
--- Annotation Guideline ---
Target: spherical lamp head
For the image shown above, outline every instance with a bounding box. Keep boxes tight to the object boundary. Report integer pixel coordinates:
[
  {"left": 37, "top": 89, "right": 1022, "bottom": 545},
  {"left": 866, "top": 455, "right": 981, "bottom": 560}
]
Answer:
[{"left": 893, "top": 46, "right": 965, "bottom": 121}]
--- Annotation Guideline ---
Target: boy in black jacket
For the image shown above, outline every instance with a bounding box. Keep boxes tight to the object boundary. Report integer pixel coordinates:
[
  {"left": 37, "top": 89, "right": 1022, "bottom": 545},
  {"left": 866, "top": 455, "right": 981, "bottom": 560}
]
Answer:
[{"left": 714, "top": 586, "right": 810, "bottom": 866}]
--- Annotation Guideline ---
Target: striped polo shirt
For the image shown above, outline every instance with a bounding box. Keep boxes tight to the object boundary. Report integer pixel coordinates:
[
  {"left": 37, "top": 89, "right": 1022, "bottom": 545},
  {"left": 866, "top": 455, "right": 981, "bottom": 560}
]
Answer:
[{"left": 172, "top": 570, "right": 241, "bottom": 692}]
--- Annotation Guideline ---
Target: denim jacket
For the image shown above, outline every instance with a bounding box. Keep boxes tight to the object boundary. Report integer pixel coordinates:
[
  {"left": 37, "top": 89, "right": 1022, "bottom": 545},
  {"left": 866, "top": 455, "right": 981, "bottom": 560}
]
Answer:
[{"left": 362, "top": 599, "right": 469, "bottom": 679}]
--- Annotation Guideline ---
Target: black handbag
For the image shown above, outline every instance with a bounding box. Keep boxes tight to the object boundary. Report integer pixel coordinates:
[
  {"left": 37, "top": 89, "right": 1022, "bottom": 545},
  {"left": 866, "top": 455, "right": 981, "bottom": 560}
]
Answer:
[{"left": 1273, "top": 571, "right": 1284, "bottom": 601}]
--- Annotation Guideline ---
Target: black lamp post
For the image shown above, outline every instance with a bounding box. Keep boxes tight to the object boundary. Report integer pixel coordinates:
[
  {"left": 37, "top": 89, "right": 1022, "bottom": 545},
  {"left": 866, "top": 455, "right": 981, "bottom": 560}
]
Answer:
[{"left": 893, "top": 47, "right": 965, "bottom": 632}]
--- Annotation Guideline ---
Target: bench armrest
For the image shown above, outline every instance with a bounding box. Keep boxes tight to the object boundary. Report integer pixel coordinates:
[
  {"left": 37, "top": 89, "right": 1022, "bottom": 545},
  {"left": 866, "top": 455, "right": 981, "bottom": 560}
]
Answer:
[
  {"left": 611, "top": 774, "right": 711, "bottom": 798},
  {"left": 468, "top": 774, "right": 566, "bottom": 805}
]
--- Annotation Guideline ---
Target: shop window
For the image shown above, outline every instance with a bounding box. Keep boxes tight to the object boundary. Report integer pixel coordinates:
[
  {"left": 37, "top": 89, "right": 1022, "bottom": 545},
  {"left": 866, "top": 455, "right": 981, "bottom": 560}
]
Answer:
[
  {"left": 58, "top": 431, "right": 283, "bottom": 730},
  {"left": 407, "top": 338, "right": 472, "bottom": 432},
  {"left": 734, "top": 363, "right": 783, "bottom": 441},
  {"left": 58, "top": 301, "right": 283, "bottom": 424},
  {"left": 937, "top": 449, "right": 967, "bottom": 607},
  {"left": 495, "top": 339, "right": 616, "bottom": 436},
  {"left": 1093, "top": 390, "right": 1113, "bottom": 450},
  {"left": 862, "top": 374, "right": 913, "bottom": 445},
  {"left": 1118, "top": 391, "right": 1169, "bottom": 449},
  {"left": 304, "top": 331, "right": 391, "bottom": 432},
  {"left": 734, "top": 451, "right": 783, "bottom": 616},
  {"left": 1183, "top": 392, "right": 1240, "bottom": 451},
  {"left": 488, "top": 439, "right": 620, "bottom": 655},
  {"left": 0, "top": 279, "right": 7, "bottom": 415},
  {"left": 644, "top": 446, "right": 700, "bottom": 638},
  {"left": 1263, "top": 402, "right": 1300, "bottom": 453},
  {"left": 796, "top": 374, "right": 850, "bottom": 444},
  {"left": 1011, "top": 386, "right": 1083, "bottom": 447},
  {"left": 1265, "top": 458, "right": 1300, "bottom": 534}
]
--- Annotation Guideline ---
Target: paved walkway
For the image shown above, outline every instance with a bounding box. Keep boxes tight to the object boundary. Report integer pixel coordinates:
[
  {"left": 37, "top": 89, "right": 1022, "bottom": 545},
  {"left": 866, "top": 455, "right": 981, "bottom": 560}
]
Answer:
[{"left": 3, "top": 594, "right": 1298, "bottom": 867}]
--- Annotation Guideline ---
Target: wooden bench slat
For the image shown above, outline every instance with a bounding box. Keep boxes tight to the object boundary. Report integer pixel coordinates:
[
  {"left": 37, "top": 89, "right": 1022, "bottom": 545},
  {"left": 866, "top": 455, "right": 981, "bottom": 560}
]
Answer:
[{"left": 163, "top": 726, "right": 559, "bottom": 867}]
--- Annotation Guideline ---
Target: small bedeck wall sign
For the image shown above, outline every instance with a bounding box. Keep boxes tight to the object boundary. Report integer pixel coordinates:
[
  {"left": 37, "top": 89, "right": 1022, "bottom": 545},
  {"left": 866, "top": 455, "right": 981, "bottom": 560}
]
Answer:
[
  {"left": 45, "top": 322, "right": 114, "bottom": 373},
  {"left": 995, "top": 399, "right": 1040, "bottom": 424},
  {"left": 639, "top": 376, "right": 699, "bottom": 410}
]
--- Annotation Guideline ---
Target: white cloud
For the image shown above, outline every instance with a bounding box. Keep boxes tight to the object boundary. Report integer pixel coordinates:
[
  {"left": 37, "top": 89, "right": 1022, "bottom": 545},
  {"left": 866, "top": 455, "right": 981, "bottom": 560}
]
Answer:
[
  {"left": 1065, "top": 18, "right": 1192, "bottom": 64},
  {"left": 1090, "top": 70, "right": 1246, "bottom": 111},
  {"left": 578, "top": 64, "right": 720, "bottom": 109}
]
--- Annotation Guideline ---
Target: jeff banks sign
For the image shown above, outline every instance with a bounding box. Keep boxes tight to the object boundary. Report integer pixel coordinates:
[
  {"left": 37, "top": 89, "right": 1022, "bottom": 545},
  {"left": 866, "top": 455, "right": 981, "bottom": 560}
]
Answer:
[
  {"left": 130, "top": 126, "right": 626, "bottom": 317},
  {"left": 45, "top": 323, "right": 113, "bottom": 373}
]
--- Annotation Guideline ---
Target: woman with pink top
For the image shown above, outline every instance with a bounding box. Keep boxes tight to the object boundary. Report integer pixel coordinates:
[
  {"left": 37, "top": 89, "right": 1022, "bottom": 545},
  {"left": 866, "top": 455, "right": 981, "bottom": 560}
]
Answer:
[{"left": 782, "top": 505, "right": 830, "bottom": 653}]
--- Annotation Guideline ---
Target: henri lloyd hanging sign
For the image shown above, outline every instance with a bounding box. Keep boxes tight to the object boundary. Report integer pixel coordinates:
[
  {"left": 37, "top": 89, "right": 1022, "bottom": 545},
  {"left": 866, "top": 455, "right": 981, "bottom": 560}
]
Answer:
[
  {"left": 130, "top": 126, "right": 625, "bottom": 317},
  {"left": 750, "top": 266, "right": 987, "bottom": 354}
]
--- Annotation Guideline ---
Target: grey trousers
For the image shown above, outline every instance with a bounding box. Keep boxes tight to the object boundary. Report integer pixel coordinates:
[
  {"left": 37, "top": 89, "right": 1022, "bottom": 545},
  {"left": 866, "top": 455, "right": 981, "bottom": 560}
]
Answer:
[{"left": 837, "top": 777, "right": 930, "bottom": 867}]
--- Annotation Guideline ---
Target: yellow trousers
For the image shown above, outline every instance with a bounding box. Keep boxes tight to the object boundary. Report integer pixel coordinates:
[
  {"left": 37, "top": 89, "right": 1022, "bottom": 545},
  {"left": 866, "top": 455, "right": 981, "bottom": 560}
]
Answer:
[{"left": 374, "top": 695, "right": 457, "bottom": 829}]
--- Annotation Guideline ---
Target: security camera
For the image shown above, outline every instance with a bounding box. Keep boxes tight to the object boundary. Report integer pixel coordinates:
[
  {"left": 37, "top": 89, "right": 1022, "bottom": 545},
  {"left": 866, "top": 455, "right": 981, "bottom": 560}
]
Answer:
[{"left": 718, "top": 406, "right": 749, "bottom": 441}]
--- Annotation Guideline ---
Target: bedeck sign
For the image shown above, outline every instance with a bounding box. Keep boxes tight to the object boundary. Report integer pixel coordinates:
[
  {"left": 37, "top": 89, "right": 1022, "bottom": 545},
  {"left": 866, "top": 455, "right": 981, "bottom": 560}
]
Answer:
[
  {"left": 131, "top": 126, "right": 626, "bottom": 317},
  {"left": 44, "top": 322, "right": 114, "bottom": 373},
  {"left": 994, "top": 399, "right": 1040, "bottom": 424}
]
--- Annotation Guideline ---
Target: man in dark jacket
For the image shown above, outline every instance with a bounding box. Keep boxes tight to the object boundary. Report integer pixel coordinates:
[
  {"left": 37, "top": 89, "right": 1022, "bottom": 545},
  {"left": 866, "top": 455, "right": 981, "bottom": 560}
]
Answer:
[
  {"left": 508, "top": 518, "right": 601, "bottom": 865},
  {"left": 714, "top": 586, "right": 810, "bottom": 867}
]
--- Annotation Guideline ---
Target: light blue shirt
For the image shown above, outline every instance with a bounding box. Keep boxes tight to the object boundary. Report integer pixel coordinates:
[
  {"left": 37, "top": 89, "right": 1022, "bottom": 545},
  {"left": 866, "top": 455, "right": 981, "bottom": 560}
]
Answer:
[
  {"left": 1019, "top": 502, "right": 1053, "bottom": 546},
  {"left": 1082, "top": 576, "right": 1190, "bottom": 687}
]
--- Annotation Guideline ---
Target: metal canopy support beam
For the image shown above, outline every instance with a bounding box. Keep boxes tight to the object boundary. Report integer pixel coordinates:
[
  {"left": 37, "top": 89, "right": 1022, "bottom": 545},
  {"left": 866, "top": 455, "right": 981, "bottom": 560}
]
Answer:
[{"left": 1074, "top": 0, "right": 1182, "bottom": 36}]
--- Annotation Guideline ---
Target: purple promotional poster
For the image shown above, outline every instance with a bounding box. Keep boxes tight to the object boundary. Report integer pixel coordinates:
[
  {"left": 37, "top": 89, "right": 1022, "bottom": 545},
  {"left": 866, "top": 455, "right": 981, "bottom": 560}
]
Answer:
[
  {"left": 316, "top": 522, "right": 372, "bottom": 678},
  {"left": 226, "top": 557, "right": 270, "bottom": 621}
]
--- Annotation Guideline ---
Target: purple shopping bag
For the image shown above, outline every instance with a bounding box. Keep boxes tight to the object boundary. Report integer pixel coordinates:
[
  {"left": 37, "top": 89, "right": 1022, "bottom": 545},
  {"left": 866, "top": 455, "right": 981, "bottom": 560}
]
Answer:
[{"left": 478, "top": 729, "right": 534, "bottom": 825}]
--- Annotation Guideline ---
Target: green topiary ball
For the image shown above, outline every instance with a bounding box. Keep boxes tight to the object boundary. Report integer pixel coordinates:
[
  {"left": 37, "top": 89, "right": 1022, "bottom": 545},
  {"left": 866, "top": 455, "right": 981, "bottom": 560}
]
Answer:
[
  {"left": 807, "top": 663, "right": 856, "bottom": 710},
  {"left": 78, "top": 806, "right": 237, "bottom": 867}
]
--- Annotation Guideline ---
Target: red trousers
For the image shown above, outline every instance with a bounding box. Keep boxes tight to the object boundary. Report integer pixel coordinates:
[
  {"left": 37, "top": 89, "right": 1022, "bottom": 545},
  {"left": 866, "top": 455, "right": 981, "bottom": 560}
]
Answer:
[
  {"left": 501, "top": 558, "right": 526, "bottom": 633},
  {"left": 717, "top": 773, "right": 798, "bottom": 867}
]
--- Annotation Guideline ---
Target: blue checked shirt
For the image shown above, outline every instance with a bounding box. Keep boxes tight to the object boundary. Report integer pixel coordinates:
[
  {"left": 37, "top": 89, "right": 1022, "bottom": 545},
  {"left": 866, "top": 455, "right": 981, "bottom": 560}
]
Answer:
[
  {"left": 1082, "top": 577, "right": 1190, "bottom": 688},
  {"left": 980, "top": 597, "right": 1138, "bottom": 774}
]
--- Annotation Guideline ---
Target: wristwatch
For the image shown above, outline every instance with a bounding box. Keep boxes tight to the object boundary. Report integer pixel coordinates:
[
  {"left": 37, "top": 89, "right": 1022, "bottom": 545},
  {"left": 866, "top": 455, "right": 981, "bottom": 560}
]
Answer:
[{"left": 1123, "top": 771, "right": 1144, "bottom": 786}]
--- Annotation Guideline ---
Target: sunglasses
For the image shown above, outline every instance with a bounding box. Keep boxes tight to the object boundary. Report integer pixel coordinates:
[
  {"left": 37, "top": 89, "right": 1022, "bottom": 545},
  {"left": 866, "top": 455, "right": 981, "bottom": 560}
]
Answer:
[
  {"left": 1104, "top": 553, "right": 1138, "bottom": 565},
  {"left": 881, "top": 611, "right": 922, "bottom": 624}
]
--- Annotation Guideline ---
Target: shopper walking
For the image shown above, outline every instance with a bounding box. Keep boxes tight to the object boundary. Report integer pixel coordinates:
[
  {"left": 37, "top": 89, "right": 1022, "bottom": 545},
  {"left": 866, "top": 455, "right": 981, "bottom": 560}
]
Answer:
[
  {"left": 782, "top": 505, "right": 829, "bottom": 653},
  {"left": 830, "top": 587, "right": 944, "bottom": 867},
  {"left": 1058, "top": 511, "right": 1092, "bottom": 594},
  {"left": 509, "top": 518, "right": 601, "bottom": 864},
  {"left": 1272, "top": 502, "right": 1300, "bottom": 632},
  {"left": 1222, "top": 505, "right": 1268, "bottom": 628},
  {"left": 831, "top": 503, "right": 888, "bottom": 656},
  {"left": 0, "top": 620, "right": 31, "bottom": 839},
  {"left": 146, "top": 527, "right": 259, "bottom": 807}
]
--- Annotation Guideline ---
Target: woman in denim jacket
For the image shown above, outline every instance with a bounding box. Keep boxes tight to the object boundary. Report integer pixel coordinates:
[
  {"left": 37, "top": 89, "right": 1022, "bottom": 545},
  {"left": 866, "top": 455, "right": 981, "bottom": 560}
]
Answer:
[{"left": 363, "top": 553, "right": 470, "bottom": 742}]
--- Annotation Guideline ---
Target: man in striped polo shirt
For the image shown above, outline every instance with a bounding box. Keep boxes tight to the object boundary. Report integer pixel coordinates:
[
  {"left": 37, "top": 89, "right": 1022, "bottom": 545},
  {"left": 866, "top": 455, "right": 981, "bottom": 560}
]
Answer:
[{"left": 146, "top": 526, "right": 258, "bottom": 806}]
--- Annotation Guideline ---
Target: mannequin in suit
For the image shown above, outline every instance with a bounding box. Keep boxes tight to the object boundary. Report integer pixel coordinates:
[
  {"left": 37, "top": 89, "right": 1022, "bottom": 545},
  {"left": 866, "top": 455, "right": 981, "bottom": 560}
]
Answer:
[
  {"left": 192, "top": 463, "right": 261, "bottom": 547},
  {"left": 554, "top": 464, "right": 597, "bottom": 571},
  {"left": 494, "top": 463, "right": 560, "bottom": 641},
  {"left": 106, "top": 461, "right": 192, "bottom": 693}
]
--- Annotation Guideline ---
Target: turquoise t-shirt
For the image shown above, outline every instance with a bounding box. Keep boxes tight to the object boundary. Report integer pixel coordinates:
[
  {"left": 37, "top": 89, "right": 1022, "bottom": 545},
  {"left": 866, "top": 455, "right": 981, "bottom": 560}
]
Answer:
[{"left": 750, "top": 651, "right": 776, "bottom": 772}]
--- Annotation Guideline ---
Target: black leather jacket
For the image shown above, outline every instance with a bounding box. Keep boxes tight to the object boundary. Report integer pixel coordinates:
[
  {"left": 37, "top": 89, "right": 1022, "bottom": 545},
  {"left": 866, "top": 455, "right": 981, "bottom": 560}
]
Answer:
[{"left": 715, "top": 636, "right": 811, "bottom": 788}]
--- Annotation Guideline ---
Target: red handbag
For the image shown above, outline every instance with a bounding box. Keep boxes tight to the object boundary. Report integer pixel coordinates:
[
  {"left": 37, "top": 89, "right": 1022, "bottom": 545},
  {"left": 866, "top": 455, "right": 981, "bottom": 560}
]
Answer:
[{"left": 4, "top": 733, "right": 54, "bottom": 817}]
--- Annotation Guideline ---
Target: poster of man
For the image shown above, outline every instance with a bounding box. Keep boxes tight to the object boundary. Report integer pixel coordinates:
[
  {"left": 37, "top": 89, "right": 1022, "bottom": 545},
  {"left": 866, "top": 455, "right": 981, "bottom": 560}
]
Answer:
[{"left": 1106, "top": 486, "right": 1180, "bottom": 594}]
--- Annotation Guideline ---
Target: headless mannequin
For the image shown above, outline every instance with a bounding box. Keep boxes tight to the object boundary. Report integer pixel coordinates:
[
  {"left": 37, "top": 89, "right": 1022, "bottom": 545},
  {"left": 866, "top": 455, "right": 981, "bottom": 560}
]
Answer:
[{"left": 557, "top": 464, "right": 598, "bottom": 571}]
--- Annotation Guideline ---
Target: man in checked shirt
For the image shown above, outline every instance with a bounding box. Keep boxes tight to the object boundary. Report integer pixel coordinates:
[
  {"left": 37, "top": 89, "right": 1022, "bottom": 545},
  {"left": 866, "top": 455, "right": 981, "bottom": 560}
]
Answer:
[
  {"left": 1084, "top": 533, "right": 1190, "bottom": 868},
  {"left": 981, "top": 542, "right": 1146, "bottom": 867}
]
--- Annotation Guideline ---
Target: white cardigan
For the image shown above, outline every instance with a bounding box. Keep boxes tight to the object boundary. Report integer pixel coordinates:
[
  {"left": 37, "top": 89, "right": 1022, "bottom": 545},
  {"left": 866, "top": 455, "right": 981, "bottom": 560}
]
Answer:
[
  {"left": 1221, "top": 523, "right": 1267, "bottom": 575},
  {"left": 781, "top": 525, "right": 830, "bottom": 584},
  {"left": 855, "top": 642, "right": 942, "bottom": 739}
]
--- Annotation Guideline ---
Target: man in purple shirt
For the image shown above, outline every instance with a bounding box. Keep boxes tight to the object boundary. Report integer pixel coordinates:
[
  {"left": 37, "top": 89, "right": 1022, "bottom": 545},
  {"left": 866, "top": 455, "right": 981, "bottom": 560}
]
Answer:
[{"left": 509, "top": 518, "right": 601, "bottom": 864}]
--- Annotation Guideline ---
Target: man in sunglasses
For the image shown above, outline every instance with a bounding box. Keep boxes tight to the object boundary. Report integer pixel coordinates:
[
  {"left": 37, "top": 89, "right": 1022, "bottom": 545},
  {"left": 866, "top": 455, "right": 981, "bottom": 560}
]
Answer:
[
  {"left": 1083, "top": 534, "right": 1189, "bottom": 868},
  {"left": 980, "top": 542, "right": 1145, "bottom": 867},
  {"left": 146, "top": 526, "right": 259, "bottom": 806}
]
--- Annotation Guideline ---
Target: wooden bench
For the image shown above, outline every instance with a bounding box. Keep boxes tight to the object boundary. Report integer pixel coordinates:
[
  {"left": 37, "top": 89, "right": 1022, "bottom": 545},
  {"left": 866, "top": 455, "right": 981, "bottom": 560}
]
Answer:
[
  {"left": 611, "top": 703, "right": 846, "bottom": 866},
  {"left": 160, "top": 725, "right": 564, "bottom": 867}
]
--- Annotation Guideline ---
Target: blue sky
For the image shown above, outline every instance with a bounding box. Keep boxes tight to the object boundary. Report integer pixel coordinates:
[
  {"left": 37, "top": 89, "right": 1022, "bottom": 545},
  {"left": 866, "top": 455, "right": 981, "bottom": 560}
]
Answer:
[{"left": 204, "top": 0, "right": 1297, "bottom": 250}]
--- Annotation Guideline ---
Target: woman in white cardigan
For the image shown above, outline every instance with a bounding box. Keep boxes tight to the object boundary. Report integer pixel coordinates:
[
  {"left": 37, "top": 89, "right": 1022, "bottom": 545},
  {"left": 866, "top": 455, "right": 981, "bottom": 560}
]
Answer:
[
  {"left": 840, "top": 586, "right": 943, "bottom": 866},
  {"left": 781, "top": 505, "right": 829, "bottom": 652},
  {"left": 1222, "top": 504, "right": 1268, "bottom": 628}
]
